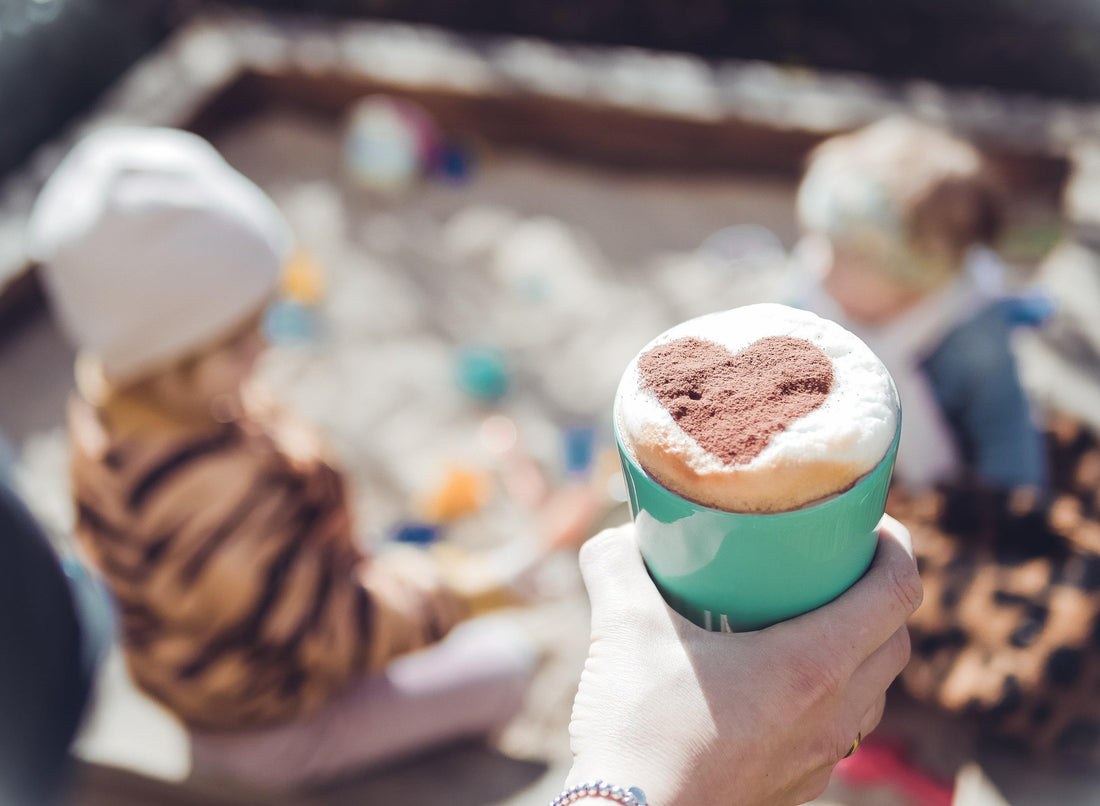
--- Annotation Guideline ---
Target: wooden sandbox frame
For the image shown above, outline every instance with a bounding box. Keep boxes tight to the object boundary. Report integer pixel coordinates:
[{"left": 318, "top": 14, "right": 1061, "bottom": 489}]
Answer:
[{"left": 2, "top": 9, "right": 1097, "bottom": 338}]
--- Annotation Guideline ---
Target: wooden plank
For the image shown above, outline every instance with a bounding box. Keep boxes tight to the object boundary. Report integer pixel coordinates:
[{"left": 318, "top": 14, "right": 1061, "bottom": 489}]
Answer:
[{"left": 2, "top": 11, "right": 1090, "bottom": 337}]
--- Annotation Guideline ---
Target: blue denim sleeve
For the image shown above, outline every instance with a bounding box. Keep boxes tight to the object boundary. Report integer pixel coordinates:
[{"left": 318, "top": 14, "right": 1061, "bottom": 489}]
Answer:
[{"left": 921, "top": 302, "right": 1048, "bottom": 491}]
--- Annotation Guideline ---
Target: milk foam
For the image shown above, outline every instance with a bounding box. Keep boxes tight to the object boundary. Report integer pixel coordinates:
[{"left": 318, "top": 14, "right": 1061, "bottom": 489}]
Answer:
[{"left": 615, "top": 304, "right": 899, "bottom": 512}]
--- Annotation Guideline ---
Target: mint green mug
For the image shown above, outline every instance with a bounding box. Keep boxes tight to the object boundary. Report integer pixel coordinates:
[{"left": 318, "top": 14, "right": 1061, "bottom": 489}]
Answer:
[{"left": 616, "top": 418, "right": 900, "bottom": 632}]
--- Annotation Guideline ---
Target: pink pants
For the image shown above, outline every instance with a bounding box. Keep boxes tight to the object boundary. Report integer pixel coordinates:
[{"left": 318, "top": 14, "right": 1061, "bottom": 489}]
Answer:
[{"left": 189, "top": 618, "right": 537, "bottom": 789}]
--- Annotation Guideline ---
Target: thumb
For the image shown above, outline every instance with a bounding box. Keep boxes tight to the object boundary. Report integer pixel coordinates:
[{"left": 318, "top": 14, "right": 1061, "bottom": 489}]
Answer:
[{"left": 579, "top": 523, "right": 669, "bottom": 629}]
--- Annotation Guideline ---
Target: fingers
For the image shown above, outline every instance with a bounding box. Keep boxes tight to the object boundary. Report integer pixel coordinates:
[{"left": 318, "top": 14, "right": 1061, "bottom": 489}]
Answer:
[
  {"left": 579, "top": 523, "right": 668, "bottom": 629},
  {"left": 838, "top": 693, "right": 885, "bottom": 766},
  {"left": 827, "top": 694, "right": 886, "bottom": 772},
  {"left": 771, "top": 516, "right": 922, "bottom": 671},
  {"left": 858, "top": 692, "right": 887, "bottom": 741},
  {"left": 826, "top": 634, "right": 901, "bottom": 769},
  {"left": 846, "top": 626, "right": 910, "bottom": 715},
  {"left": 792, "top": 693, "right": 887, "bottom": 804}
]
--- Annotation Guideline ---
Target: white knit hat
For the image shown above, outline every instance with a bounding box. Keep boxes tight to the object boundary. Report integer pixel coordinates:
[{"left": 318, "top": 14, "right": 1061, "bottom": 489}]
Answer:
[{"left": 27, "top": 127, "right": 292, "bottom": 383}]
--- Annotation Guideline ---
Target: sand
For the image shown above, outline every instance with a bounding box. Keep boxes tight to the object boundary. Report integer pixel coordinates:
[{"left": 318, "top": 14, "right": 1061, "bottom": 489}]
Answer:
[{"left": 3, "top": 108, "right": 1098, "bottom": 805}]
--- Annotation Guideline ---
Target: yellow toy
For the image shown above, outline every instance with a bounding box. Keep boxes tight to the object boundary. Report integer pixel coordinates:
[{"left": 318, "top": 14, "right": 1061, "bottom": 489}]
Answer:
[{"left": 281, "top": 249, "right": 326, "bottom": 305}]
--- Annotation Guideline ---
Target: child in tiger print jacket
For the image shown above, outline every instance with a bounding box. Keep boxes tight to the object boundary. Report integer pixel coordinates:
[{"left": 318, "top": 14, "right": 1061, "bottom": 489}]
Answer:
[{"left": 28, "top": 127, "right": 535, "bottom": 787}]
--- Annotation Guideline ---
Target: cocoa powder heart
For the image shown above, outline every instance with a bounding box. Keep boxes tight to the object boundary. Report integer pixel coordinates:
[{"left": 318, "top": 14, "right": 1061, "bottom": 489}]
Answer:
[{"left": 638, "top": 335, "right": 833, "bottom": 466}]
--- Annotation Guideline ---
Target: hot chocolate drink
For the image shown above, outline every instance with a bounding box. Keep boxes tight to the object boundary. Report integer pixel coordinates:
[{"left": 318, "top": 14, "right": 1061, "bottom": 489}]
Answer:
[{"left": 615, "top": 304, "right": 898, "bottom": 513}]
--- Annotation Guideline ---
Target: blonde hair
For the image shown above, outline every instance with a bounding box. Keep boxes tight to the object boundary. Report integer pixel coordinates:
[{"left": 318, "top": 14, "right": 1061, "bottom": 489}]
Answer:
[
  {"left": 77, "top": 312, "right": 265, "bottom": 431},
  {"left": 797, "top": 117, "right": 1004, "bottom": 289}
]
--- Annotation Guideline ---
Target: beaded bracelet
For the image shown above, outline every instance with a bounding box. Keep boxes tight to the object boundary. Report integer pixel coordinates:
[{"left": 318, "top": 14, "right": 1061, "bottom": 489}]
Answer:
[{"left": 550, "top": 780, "right": 647, "bottom": 805}]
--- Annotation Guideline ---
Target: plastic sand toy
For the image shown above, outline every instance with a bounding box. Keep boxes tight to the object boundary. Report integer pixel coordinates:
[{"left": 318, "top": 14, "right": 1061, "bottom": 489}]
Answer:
[{"left": 420, "top": 465, "right": 493, "bottom": 522}]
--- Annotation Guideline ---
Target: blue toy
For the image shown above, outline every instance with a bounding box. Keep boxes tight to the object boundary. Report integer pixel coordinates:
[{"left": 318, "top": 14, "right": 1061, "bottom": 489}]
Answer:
[
  {"left": 562, "top": 425, "right": 597, "bottom": 478},
  {"left": 263, "top": 300, "right": 320, "bottom": 345},
  {"left": 433, "top": 141, "right": 475, "bottom": 184},
  {"left": 391, "top": 522, "right": 442, "bottom": 546},
  {"left": 456, "top": 346, "right": 510, "bottom": 403}
]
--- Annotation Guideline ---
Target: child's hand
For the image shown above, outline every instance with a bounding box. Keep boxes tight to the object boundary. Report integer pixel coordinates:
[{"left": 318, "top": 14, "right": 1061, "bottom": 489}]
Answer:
[{"left": 429, "top": 543, "right": 528, "bottom": 611}]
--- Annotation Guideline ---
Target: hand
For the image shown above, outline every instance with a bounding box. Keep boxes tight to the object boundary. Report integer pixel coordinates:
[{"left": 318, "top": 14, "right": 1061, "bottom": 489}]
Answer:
[
  {"left": 429, "top": 543, "right": 526, "bottom": 616},
  {"left": 566, "top": 516, "right": 921, "bottom": 806}
]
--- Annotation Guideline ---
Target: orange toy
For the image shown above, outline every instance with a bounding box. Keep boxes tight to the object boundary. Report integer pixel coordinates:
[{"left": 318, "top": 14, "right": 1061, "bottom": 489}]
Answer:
[{"left": 419, "top": 465, "right": 493, "bottom": 523}]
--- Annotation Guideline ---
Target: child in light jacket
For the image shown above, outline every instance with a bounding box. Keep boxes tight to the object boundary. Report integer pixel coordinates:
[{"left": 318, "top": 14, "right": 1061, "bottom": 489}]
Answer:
[{"left": 793, "top": 117, "right": 1047, "bottom": 496}]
